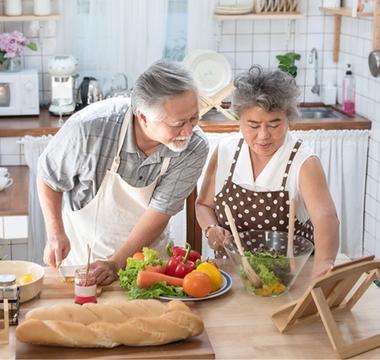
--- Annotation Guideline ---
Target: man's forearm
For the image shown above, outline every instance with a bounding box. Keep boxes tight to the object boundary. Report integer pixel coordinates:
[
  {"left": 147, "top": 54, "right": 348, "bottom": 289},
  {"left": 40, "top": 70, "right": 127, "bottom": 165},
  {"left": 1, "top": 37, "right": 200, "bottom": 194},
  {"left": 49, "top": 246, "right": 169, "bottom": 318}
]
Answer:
[
  {"left": 110, "top": 208, "right": 170, "bottom": 269},
  {"left": 36, "top": 176, "right": 65, "bottom": 235}
]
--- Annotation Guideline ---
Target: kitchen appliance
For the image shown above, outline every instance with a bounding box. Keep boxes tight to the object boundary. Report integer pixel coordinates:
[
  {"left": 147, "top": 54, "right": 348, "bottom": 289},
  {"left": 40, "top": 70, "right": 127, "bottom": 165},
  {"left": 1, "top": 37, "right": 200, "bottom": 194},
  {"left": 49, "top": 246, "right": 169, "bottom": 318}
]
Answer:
[
  {"left": 76, "top": 76, "right": 103, "bottom": 110},
  {"left": 48, "top": 55, "right": 77, "bottom": 115},
  {"left": 105, "top": 73, "right": 129, "bottom": 99},
  {"left": 0, "top": 69, "right": 39, "bottom": 116}
]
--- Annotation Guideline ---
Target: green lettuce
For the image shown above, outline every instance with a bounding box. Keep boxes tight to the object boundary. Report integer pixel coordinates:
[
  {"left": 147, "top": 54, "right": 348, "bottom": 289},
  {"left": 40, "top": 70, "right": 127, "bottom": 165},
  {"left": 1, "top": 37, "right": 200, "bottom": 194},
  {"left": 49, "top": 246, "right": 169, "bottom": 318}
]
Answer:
[{"left": 118, "top": 247, "right": 185, "bottom": 300}]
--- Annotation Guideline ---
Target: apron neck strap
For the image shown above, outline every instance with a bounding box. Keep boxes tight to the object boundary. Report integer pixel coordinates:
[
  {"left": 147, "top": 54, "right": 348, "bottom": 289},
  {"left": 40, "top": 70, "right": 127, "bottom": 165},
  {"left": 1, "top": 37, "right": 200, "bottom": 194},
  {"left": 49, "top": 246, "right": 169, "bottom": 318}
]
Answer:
[
  {"left": 280, "top": 139, "right": 303, "bottom": 190},
  {"left": 160, "top": 157, "right": 171, "bottom": 176},
  {"left": 227, "top": 137, "right": 245, "bottom": 182},
  {"left": 111, "top": 108, "right": 132, "bottom": 173}
]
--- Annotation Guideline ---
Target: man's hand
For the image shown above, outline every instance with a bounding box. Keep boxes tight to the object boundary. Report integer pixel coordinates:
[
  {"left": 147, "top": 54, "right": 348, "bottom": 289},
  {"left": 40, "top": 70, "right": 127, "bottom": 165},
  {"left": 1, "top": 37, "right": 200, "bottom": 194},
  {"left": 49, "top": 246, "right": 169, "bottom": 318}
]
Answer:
[
  {"left": 43, "top": 232, "right": 71, "bottom": 267},
  {"left": 90, "top": 260, "right": 119, "bottom": 285}
]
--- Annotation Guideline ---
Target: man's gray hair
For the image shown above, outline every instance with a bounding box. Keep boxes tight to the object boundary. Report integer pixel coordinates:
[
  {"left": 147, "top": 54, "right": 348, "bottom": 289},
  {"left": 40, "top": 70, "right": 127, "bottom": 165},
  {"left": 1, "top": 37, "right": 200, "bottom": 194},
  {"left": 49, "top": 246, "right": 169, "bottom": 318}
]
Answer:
[
  {"left": 232, "top": 65, "right": 300, "bottom": 122},
  {"left": 131, "top": 59, "right": 197, "bottom": 120}
]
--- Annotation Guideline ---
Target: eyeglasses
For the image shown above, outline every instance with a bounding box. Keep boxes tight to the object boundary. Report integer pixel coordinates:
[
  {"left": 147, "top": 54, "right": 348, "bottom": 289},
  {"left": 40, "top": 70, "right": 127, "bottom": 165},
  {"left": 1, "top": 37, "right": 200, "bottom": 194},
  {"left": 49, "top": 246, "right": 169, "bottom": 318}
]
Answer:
[{"left": 154, "top": 116, "right": 199, "bottom": 131}]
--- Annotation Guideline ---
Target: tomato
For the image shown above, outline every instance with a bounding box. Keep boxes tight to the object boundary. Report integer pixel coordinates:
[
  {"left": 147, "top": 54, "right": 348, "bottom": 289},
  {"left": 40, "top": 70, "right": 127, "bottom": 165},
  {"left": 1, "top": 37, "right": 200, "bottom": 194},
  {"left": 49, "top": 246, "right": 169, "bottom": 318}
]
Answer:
[
  {"left": 183, "top": 271, "right": 212, "bottom": 298},
  {"left": 196, "top": 262, "right": 223, "bottom": 292},
  {"left": 132, "top": 252, "right": 144, "bottom": 261}
]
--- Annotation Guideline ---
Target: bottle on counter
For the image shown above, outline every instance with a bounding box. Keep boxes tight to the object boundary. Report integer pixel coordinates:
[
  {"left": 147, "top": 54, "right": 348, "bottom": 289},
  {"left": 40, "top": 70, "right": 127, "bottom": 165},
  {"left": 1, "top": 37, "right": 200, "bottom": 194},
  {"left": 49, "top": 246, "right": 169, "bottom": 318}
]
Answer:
[{"left": 342, "top": 64, "right": 355, "bottom": 114}]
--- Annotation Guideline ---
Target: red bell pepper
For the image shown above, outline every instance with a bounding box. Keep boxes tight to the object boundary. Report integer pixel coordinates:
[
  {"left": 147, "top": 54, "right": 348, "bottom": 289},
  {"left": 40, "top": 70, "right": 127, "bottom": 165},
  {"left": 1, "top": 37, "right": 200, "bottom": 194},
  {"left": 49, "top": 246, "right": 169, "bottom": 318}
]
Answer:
[
  {"left": 165, "top": 243, "right": 196, "bottom": 278},
  {"left": 166, "top": 241, "right": 201, "bottom": 262}
]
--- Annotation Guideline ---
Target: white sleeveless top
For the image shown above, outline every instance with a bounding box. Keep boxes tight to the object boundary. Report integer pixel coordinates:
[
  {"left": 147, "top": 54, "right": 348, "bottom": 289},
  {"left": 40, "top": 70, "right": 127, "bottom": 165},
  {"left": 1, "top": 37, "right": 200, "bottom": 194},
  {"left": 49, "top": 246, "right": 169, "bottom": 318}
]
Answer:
[{"left": 215, "top": 133, "right": 316, "bottom": 223}]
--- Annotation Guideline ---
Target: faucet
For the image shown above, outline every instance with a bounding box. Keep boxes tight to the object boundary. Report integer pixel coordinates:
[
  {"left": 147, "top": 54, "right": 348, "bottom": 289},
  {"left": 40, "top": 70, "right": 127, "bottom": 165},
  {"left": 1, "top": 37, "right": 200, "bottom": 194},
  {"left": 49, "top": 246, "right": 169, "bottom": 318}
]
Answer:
[{"left": 308, "top": 48, "right": 320, "bottom": 96}]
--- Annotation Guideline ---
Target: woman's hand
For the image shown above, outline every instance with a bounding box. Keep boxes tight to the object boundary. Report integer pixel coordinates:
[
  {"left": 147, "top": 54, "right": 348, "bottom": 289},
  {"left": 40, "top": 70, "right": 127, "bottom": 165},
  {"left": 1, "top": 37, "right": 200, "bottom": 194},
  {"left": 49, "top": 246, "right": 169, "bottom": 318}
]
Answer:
[
  {"left": 43, "top": 232, "right": 71, "bottom": 267},
  {"left": 90, "top": 260, "right": 119, "bottom": 285},
  {"left": 207, "top": 225, "right": 231, "bottom": 251}
]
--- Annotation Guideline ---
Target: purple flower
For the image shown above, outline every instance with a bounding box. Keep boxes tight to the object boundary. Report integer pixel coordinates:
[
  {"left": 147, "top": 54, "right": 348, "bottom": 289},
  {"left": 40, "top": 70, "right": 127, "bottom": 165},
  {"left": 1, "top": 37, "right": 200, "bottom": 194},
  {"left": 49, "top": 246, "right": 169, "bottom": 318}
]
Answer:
[{"left": 0, "top": 31, "right": 37, "bottom": 63}]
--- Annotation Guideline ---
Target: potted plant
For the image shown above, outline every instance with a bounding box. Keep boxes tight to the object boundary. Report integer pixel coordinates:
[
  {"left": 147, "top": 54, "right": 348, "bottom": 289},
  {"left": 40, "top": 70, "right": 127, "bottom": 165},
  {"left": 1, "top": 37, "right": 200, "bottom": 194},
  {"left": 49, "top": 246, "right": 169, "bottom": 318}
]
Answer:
[
  {"left": 276, "top": 51, "right": 301, "bottom": 78},
  {"left": 0, "top": 31, "right": 37, "bottom": 71}
]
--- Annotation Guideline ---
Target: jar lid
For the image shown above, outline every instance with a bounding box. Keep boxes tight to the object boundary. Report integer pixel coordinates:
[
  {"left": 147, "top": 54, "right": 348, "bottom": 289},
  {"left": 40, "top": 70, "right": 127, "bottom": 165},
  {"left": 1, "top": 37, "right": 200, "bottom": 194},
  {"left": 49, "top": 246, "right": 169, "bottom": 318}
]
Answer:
[{"left": 0, "top": 274, "right": 17, "bottom": 286}]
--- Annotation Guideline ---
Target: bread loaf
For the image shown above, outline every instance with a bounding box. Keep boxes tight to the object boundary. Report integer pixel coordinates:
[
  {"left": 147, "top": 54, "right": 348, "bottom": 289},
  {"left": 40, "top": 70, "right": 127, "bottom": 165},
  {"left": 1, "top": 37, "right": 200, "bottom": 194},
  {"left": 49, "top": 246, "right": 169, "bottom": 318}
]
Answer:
[{"left": 15, "top": 300, "right": 204, "bottom": 348}]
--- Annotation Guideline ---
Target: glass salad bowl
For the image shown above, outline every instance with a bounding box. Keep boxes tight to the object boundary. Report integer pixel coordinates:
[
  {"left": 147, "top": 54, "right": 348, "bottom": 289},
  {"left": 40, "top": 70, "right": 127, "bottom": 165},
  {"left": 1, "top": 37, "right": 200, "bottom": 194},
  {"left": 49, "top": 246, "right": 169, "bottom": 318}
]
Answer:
[{"left": 223, "top": 230, "right": 314, "bottom": 297}]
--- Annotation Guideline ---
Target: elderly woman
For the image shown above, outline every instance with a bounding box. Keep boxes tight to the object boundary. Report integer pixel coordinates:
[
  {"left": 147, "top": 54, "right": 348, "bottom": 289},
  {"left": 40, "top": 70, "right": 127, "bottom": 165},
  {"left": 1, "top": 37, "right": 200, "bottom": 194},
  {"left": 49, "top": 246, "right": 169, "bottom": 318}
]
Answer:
[{"left": 196, "top": 65, "right": 339, "bottom": 278}]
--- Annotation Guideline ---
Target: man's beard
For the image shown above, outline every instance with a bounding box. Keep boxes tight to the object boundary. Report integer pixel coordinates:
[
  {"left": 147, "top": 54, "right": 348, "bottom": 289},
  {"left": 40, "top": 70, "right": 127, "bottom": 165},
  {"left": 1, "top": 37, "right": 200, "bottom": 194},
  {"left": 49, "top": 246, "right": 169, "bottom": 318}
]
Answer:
[{"left": 166, "top": 136, "right": 191, "bottom": 152}]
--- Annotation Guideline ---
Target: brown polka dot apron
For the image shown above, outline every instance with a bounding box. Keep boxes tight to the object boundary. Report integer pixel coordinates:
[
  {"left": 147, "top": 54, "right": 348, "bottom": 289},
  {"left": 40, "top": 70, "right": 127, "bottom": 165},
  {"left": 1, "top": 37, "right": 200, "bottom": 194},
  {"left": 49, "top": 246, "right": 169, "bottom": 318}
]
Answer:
[{"left": 214, "top": 138, "right": 314, "bottom": 241}]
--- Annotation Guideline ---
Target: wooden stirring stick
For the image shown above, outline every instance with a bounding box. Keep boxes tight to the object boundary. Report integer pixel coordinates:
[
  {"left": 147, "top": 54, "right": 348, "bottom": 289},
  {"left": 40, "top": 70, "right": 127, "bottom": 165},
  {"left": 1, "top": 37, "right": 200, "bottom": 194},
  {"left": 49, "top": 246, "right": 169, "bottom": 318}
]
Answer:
[
  {"left": 287, "top": 199, "right": 296, "bottom": 273},
  {"left": 84, "top": 244, "right": 92, "bottom": 287},
  {"left": 224, "top": 204, "right": 262, "bottom": 288}
]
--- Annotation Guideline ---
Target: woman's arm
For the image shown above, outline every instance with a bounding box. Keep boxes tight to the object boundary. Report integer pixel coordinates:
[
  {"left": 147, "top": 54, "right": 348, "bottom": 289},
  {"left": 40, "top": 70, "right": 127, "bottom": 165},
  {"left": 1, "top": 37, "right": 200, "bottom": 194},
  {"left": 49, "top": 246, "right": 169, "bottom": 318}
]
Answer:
[
  {"left": 298, "top": 156, "right": 340, "bottom": 278},
  {"left": 196, "top": 147, "right": 230, "bottom": 250}
]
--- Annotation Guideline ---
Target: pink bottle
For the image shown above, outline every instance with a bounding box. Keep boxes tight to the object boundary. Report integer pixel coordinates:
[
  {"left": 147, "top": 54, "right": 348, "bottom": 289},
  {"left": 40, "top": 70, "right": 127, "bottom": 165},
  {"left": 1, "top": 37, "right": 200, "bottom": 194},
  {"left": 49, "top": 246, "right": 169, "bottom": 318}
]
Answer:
[{"left": 342, "top": 64, "right": 355, "bottom": 114}]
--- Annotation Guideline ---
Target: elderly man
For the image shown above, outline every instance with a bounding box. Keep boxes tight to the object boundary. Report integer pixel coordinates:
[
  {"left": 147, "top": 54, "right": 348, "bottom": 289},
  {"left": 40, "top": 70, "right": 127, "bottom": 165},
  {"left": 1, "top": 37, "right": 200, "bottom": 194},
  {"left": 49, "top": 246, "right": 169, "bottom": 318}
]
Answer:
[{"left": 37, "top": 60, "right": 208, "bottom": 285}]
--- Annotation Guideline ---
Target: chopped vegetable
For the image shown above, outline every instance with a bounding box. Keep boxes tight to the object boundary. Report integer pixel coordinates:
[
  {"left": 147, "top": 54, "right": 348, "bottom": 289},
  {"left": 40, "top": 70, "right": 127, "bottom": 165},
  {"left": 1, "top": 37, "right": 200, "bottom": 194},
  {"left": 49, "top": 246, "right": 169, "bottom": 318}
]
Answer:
[
  {"left": 132, "top": 252, "right": 145, "bottom": 261},
  {"left": 165, "top": 243, "right": 196, "bottom": 278},
  {"left": 136, "top": 271, "right": 184, "bottom": 289},
  {"left": 166, "top": 241, "right": 201, "bottom": 262},
  {"left": 196, "top": 262, "right": 223, "bottom": 292}
]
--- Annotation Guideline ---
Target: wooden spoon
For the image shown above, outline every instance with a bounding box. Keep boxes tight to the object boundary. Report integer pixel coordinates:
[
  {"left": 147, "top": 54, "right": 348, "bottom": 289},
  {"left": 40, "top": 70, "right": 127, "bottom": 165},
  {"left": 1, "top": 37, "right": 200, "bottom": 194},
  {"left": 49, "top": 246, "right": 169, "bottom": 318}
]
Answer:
[
  {"left": 287, "top": 199, "right": 296, "bottom": 273},
  {"left": 224, "top": 205, "right": 262, "bottom": 288}
]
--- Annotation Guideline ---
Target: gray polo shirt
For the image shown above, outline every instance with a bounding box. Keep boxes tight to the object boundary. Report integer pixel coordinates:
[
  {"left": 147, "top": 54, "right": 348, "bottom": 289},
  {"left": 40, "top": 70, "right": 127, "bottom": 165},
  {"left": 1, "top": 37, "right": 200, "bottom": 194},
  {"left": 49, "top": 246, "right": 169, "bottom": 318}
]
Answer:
[{"left": 38, "top": 97, "right": 209, "bottom": 216}]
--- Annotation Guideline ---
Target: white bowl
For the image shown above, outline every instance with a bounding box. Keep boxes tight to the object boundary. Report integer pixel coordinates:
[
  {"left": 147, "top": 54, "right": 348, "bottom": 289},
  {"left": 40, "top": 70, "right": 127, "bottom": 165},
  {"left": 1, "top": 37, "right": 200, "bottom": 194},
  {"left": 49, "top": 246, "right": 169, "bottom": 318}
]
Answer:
[{"left": 0, "top": 260, "right": 44, "bottom": 302}]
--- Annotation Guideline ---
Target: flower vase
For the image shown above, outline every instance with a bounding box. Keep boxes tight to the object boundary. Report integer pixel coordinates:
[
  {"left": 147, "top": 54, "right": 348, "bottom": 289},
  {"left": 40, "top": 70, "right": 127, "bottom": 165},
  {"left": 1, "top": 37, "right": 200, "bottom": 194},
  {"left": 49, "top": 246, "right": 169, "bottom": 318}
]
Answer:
[{"left": 0, "top": 57, "right": 22, "bottom": 72}]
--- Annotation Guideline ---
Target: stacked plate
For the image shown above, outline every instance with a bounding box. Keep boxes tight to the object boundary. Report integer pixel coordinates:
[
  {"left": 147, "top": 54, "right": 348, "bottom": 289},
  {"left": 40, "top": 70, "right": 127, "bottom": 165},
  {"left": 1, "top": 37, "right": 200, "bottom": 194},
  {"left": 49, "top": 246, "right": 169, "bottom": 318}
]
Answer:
[
  {"left": 214, "top": 4, "right": 254, "bottom": 15},
  {"left": 183, "top": 50, "right": 232, "bottom": 97}
]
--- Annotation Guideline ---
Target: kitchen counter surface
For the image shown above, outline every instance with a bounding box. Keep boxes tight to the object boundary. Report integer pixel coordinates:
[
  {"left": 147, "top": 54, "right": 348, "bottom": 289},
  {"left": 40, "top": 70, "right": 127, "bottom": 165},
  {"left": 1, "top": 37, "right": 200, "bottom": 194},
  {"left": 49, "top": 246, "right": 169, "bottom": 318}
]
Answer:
[
  {"left": 2, "top": 258, "right": 380, "bottom": 359},
  {"left": 0, "top": 107, "right": 372, "bottom": 137},
  {"left": 0, "top": 166, "right": 28, "bottom": 216}
]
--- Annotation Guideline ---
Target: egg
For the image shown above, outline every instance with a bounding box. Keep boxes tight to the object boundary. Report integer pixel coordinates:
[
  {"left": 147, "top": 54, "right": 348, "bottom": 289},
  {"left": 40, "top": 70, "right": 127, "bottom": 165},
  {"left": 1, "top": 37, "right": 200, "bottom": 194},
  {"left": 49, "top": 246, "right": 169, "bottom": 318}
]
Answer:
[{"left": 19, "top": 273, "right": 33, "bottom": 285}]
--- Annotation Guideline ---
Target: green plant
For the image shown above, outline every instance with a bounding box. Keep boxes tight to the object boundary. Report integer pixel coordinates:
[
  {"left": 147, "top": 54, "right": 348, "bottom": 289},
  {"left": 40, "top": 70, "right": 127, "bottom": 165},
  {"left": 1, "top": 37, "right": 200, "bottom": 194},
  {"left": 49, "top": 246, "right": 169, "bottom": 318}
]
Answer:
[{"left": 276, "top": 52, "right": 301, "bottom": 78}]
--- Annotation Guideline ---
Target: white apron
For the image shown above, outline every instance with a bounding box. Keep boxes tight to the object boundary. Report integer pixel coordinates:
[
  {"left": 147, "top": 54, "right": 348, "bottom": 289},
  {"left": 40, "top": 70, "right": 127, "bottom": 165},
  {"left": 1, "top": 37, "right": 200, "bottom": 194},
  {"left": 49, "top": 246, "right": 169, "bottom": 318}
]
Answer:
[{"left": 62, "top": 109, "right": 171, "bottom": 266}]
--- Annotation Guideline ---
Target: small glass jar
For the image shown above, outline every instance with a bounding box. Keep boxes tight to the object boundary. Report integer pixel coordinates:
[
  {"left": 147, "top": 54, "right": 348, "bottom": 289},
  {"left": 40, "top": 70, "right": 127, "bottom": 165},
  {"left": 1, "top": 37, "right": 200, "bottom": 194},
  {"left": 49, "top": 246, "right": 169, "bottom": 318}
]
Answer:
[
  {"left": 74, "top": 267, "right": 97, "bottom": 305},
  {"left": 0, "top": 274, "right": 20, "bottom": 344}
]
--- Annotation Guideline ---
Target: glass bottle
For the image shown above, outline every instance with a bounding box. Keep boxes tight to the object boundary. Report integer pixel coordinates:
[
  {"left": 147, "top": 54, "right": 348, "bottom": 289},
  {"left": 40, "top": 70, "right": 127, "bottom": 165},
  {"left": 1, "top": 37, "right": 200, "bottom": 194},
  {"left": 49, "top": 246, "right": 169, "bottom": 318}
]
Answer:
[
  {"left": 5, "top": 0, "right": 22, "bottom": 16},
  {"left": 342, "top": 64, "right": 355, "bottom": 113},
  {"left": 0, "top": 274, "right": 20, "bottom": 344},
  {"left": 74, "top": 267, "right": 97, "bottom": 305}
]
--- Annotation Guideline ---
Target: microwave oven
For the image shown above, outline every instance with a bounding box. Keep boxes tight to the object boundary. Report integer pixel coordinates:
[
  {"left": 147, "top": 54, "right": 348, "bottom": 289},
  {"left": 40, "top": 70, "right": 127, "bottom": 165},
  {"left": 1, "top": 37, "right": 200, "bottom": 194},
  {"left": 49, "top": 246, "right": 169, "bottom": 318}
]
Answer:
[{"left": 0, "top": 69, "right": 39, "bottom": 116}]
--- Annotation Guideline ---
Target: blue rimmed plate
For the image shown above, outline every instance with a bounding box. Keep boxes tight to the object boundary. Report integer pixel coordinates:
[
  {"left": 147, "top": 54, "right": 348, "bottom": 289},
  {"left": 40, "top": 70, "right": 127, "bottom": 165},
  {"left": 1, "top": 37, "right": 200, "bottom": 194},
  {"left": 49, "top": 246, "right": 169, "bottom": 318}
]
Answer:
[{"left": 159, "top": 270, "right": 232, "bottom": 302}]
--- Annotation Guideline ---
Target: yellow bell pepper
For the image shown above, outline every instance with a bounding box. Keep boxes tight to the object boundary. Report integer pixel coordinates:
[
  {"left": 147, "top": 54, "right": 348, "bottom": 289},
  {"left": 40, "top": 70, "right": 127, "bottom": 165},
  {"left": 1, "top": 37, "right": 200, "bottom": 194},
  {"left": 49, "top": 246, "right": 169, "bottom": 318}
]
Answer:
[{"left": 196, "top": 262, "right": 223, "bottom": 292}]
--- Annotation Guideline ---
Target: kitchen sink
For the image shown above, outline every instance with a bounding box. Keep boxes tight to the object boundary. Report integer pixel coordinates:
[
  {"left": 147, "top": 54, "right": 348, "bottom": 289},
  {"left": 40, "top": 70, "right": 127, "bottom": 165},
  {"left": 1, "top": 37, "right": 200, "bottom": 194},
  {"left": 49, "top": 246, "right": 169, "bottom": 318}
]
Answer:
[{"left": 299, "top": 107, "right": 347, "bottom": 119}]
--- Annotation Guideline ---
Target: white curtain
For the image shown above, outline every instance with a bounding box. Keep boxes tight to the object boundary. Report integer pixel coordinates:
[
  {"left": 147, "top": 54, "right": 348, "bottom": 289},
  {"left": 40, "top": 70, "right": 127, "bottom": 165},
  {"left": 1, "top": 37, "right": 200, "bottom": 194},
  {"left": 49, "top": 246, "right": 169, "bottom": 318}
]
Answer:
[
  {"left": 187, "top": 0, "right": 216, "bottom": 53},
  {"left": 20, "top": 135, "right": 53, "bottom": 265},
  {"left": 172, "top": 130, "right": 369, "bottom": 259},
  {"left": 57, "top": 0, "right": 168, "bottom": 89}
]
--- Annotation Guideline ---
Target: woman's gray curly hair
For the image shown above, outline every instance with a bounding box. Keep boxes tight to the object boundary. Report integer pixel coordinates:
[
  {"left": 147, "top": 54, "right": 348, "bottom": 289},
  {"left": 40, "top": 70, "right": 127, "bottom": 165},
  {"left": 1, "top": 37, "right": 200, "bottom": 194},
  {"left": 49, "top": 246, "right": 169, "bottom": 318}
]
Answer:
[{"left": 232, "top": 65, "right": 300, "bottom": 122}]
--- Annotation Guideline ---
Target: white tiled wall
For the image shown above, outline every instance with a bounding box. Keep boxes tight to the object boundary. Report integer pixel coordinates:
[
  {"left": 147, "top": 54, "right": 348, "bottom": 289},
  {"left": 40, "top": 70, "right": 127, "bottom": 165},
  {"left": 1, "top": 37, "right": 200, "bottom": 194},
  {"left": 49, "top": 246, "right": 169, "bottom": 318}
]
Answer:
[
  {"left": 0, "top": 137, "right": 25, "bottom": 165},
  {"left": 216, "top": 0, "right": 338, "bottom": 102},
  {"left": 0, "top": 0, "right": 59, "bottom": 104},
  {"left": 215, "top": 0, "right": 380, "bottom": 257}
]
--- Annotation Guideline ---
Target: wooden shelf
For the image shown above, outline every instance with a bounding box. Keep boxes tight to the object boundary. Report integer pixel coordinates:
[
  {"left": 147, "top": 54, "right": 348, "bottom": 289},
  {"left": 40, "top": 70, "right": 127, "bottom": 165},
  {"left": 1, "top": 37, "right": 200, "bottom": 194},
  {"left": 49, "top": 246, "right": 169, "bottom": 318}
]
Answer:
[
  {"left": 214, "top": 12, "right": 303, "bottom": 20},
  {"left": 0, "top": 14, "right": 60, "bottom": 22},
  {"left": 319, "top": 6, "right": 373, "bottom": 17}
]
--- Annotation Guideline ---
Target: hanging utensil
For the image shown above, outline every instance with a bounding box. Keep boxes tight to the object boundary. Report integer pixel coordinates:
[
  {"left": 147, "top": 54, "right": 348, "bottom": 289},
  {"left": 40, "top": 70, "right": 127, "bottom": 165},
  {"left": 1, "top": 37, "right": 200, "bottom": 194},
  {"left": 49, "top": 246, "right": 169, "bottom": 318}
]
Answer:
[
  {"left": 368, "top": 50, "right": 380, "bottom": 77},
  {"left": 287, "top": 199, "right": 296, "bottom": 274},
  {"left": 224, "top": 204, "right": 262, "bottom": 288}
]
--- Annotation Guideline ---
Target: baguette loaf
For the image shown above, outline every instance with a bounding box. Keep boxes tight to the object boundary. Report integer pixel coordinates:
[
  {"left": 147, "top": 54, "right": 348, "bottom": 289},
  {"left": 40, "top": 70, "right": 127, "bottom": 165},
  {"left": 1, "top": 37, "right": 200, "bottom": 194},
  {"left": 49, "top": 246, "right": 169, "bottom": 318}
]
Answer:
[{"left": 16, "top": 300, "right": 204, "bottom": 348}]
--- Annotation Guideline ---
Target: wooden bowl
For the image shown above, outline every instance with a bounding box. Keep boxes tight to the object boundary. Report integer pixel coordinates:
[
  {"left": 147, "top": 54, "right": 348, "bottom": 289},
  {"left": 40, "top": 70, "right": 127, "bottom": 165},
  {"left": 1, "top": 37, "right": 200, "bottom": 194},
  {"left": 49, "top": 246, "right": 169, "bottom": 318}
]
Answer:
[{"left": 0, "top": 260, "right": 44, "bottom": 302}]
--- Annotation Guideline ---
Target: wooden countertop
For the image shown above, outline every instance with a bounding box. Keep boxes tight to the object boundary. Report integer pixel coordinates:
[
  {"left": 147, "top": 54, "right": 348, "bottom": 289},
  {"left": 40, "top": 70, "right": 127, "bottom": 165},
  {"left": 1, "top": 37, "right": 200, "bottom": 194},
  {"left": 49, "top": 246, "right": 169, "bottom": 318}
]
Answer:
[
  {"left": 2, "top": 258, "right": 380, "bottom": 359},
  {"left": 0, "top": 106, "right": 372, "bottom": 137},
  {"left": 0, "top": 165, "right": 28, "bottom": 216}
]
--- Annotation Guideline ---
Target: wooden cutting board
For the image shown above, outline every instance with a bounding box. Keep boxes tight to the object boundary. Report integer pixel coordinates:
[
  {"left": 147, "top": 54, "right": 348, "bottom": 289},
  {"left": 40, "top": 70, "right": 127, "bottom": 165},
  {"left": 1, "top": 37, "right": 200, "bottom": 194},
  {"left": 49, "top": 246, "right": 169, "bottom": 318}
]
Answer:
[
  {"left": 16, "top": 330, "right": 214, "bottom": 359},
  {"left": 40, "top": 267, "right": 121, "bottom": 299}
]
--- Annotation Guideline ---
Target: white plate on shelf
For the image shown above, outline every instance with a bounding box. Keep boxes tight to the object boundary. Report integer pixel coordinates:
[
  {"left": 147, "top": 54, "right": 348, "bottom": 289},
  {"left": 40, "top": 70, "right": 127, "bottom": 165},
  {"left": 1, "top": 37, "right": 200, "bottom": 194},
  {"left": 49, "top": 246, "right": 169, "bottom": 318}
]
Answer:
[
  {"left": 183, "top": 50, "right": 232, "bottom": 97},
  {"left": 159, "top": 270, "right": 233, "bottom": 302}
]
